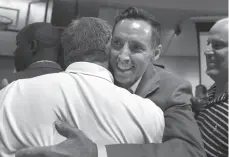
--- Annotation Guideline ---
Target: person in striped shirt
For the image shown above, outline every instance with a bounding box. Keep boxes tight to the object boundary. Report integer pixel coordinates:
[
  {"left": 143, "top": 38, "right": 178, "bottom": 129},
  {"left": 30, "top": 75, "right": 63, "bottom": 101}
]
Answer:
[{"left": 195, "top": 18, "right": 228, "bottom": 157}]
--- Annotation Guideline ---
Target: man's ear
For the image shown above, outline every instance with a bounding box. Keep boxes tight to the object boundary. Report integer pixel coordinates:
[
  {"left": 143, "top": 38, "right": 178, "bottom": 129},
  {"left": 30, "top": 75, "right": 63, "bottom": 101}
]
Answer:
[
  {"left": 30, "top": 40, "right": 38, "bottom": 56},
  {"left": 105, "top": 36, "right": 112, "bottom": 55},
  {"left": 0, "top": 78, "right": 9, "bottom": 90},
  {"left": 152, "top": 44, "right": 162, "bottom": 61}
]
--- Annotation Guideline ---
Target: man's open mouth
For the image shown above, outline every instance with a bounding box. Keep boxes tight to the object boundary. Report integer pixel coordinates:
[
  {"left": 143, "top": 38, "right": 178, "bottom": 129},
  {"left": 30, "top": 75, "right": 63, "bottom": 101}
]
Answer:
[{"left": 117, "top": 63, "right": 134, "bottom": 72}]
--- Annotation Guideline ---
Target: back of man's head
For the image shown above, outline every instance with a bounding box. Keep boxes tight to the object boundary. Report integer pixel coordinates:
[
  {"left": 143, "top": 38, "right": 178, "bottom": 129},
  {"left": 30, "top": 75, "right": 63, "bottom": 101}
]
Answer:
[
  {"left": 18, "top": 22, "right": 61, "bottom": 49},
  {"left": 15, "top": 22, "right": 61, "bottom": 71},
  {"left": 61, "top": 17, "right": 112, "bottom": 67}
]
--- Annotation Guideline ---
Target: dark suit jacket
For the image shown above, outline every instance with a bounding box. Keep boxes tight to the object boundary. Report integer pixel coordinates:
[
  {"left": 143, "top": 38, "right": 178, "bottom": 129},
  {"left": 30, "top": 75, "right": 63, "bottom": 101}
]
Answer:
[
  {"left": 106, "top": 63, "right": 206, "bottom": 157},
  {"left": 1, "top": 62, "right": 62, "bottom": 89}
]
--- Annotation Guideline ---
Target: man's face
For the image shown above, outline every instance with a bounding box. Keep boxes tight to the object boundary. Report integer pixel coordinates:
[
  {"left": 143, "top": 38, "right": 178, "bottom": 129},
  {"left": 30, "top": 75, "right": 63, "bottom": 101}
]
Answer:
[
  {"left": 205, "top": 20, "right": 228, "bottom": 81},
  {"left": 14, "top": 34, "right": 33, "bottom": 72},
  {"left": 109, "top": 19, "right": 159, "bottom": 88}
]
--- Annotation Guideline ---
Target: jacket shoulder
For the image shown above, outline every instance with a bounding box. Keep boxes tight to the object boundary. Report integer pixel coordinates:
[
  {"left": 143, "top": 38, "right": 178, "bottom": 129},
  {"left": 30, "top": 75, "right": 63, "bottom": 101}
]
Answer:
[
  {"left": 8, "top": 71, "right": 29, "bottom": 82},
  {"left": 152, "top": 67, "right": 192, "bottom": 110},
  {"left": 157, "top": 67, "right": 191, "bottom": 88}
]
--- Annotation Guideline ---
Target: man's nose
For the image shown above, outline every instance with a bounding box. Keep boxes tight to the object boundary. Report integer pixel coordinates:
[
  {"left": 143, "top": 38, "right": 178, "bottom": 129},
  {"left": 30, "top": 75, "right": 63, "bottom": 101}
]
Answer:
[
  {"left": 204, "top": 49, "right": 215, "bottom": 61},
  {"left": 204, "top": 48, "right": 214, "bottom": 56},
  {"left": 118, "top": 44, "right": 130, "bottom": 62}
]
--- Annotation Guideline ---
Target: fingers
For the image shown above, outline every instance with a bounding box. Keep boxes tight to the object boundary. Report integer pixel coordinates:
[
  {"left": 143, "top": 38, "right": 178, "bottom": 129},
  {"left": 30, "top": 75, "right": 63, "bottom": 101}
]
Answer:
[
  {"left": 55, "top": 121, "right": 91, "bottom": 141},
  {"left": 55, "top": 121, "right": 80, "bottom": 138},
  {"left": 15, "top": 146, "right": 52, "bottom": 157}
]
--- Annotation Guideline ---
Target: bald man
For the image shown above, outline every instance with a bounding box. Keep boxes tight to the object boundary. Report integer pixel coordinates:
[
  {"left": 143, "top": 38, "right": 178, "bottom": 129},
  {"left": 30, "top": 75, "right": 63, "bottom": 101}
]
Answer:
[
  {"left": 0, "top": 22, "right": 62, "bottom": 90},
  {"left": 195, "top": 18, "right": 228, "bottom": 157}
]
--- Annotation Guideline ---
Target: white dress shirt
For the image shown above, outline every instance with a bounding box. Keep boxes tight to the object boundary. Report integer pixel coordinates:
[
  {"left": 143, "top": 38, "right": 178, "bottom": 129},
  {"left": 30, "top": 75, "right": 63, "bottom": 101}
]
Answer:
[
  {"left": 0, "top": 62, "right": 164, "bottom": 157},
  {"left": 129, "top": 76, "right": 142, "bottom": 94}
]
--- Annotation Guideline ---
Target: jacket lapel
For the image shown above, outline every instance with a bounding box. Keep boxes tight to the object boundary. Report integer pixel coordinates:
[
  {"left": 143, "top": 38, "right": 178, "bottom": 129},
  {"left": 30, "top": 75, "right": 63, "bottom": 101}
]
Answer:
[{"left": 135, "top": 63, "right": 160, "bottom": 98}]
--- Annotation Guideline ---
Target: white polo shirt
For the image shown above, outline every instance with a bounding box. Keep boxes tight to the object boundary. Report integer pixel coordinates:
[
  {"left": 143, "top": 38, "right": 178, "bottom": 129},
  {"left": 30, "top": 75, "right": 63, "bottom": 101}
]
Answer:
[{"left": 0, "top": 62, "right": 164, "bottom": 157}]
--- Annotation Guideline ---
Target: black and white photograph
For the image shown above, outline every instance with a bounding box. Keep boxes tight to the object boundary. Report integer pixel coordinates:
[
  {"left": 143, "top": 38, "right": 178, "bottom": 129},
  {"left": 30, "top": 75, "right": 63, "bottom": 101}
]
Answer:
[{"left": 0, "top": 0, "right": 228, "bottom": 157}]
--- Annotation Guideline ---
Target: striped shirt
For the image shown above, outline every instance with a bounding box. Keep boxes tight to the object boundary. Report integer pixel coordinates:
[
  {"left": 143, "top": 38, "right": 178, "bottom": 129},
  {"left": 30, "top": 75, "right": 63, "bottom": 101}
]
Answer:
[{"left": 196, "top": 84, "right": 228, "bottom": 157}]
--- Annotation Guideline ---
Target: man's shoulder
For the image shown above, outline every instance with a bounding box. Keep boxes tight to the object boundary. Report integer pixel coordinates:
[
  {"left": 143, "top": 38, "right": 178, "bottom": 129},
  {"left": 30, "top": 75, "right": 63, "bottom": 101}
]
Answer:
[
  {"left": 4, "top": 69, "right": 37, "bottom": 83},
  {"left": 20, "top": 72, "right": 68, "bottom": 84},
  {"left": 3, "top": 72, "right": 69, "bottom": 97},
  {"left": 156, "top": 67, "right": 190, "bottom": 88},
  {"left": 1, "top": 71, "right": 24, "bottom": 86},
  {"left": 5, "top": 67, "right": 62, "bottom": 83},
  {"left": 149, "top": 67, "right": 192, "bottom": 110},
  {"left": 3, "top": 70, "right": 39, "bottom": 84}
]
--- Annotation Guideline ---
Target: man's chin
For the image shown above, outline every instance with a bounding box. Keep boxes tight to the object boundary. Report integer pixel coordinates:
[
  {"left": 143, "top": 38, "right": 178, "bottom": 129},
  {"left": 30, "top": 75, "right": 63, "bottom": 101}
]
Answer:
[
  {"left": 206, "top": 69, "right": 219, "bottom": 78},
  {"left": 114, "top": 76, "right": 133, "bottom": 88}
]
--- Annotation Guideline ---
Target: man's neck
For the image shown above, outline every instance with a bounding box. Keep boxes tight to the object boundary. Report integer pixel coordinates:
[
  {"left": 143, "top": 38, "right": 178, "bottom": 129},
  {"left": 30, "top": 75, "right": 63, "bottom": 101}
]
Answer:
[
  {"left": 215, "top": 80, "right": 228, "bottom": 97},
  {"left": 92, "top": 61, "right": 108, "bottom": 70},
  {"left": 33, "top": 49, "right": 58, "bottom": 63},
  {"left": 114, "top": 81, "right": 131, "bottom": 90},
  {"left": 114, "top": 77, "right": 142, "bottom": 93}
]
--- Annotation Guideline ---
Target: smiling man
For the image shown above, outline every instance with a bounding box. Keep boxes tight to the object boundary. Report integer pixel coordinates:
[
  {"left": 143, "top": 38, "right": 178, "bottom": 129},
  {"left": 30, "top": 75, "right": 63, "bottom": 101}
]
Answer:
[
  {"left": 15, "top": 7, "right": 205, "bottom": 157},
  {"left": 195, "top": 18, "right": 228, "bottom": 157},
  {"left": 109, "top": 19, "right": 159, "bottom": 91},
  {"left": 105, "top": 7, "right": 205, "bottom": 157},
  {"left": 0, "top": 17, "right": 165, "bottom": 157}
]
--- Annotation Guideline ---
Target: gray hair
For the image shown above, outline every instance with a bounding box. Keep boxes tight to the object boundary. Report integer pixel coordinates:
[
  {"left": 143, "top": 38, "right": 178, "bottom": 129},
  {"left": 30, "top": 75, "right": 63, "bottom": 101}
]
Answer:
[{"left": 61, "top": 17, "right": 112, "bottom": 67}]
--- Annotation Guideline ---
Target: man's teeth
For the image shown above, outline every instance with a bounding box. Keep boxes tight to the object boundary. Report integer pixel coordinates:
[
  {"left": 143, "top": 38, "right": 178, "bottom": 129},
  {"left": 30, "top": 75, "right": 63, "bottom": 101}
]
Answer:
[{"left": 117, "top": 64, "right": 133, "bottom": 70}]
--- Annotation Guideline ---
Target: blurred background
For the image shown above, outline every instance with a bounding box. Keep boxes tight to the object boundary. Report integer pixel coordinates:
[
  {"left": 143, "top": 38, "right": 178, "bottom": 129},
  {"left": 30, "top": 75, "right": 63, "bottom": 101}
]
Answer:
[{"left": 0, "top": 0, "right": 227, "bottom": 94}]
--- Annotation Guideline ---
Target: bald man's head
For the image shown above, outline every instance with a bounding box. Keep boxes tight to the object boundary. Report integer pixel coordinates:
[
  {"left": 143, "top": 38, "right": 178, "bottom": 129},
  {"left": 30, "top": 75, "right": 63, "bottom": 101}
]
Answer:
[
  {"left": 205, "top": 17, "right": 228, "bottom": 82},
  {"left": 214, "top": 18, "right": 228, "bottom": 27},
  {"left": 14, "top": 22, "right": 61, "bottom": 72},
  {"left": 209, "top": 18, "right": 228, "bottom": 42}
]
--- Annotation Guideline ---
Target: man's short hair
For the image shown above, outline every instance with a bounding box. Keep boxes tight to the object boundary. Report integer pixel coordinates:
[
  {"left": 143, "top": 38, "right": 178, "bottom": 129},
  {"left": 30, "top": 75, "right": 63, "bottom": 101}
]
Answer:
[
  {"left": 61, "top": 17, "right": 112, "bottom": 67},
  {"left": 113, "top": 7, "right": 161, "bottom": 47},
  {"left": 17, "top": 22, "right": 61, "bottom": 48}
]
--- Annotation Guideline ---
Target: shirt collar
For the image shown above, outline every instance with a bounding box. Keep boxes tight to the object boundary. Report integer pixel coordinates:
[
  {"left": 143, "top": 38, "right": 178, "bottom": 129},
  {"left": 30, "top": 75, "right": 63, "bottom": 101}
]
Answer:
[
  {"left": 207, "top": 83, "right": 216, "bottom": 99},
  {"left": 29, "top": 60, "right": 57, "bottom": 66},
  {"left": 29, "top": 60, "right": 59, "bottom": 67},
  {"left": 129, "top": 76, "right": 143, "bottom": 94},
  {"left": 203, "top": 83, "right": 228, "bottom": 109},
  {"left": 65, "top": 62, "right": 114, "bottom": 83},
  {"left": 28, "top": 60, "right": 62, "bottom": 70},
  {"left": 207, "top": 83, "right": 228, "bottom": 100}
]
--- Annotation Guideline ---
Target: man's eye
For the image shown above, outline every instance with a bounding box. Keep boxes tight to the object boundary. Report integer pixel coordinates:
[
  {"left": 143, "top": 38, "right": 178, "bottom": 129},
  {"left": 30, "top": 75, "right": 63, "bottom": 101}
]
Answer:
[
  {"left": 131, "top": 45, "right": 143, "bottom": 52},
  {"left": 212, "top": 43, "right": 226, "bottom": 50},
  {"left": 134, "top": 45, "right": 142, "bottom": 50},
  {"left": 111, "top": 39, "right": 123, "bottom": 50},
  {"left": 113, "top": 40, "right": 121, "bottom": 45}
]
